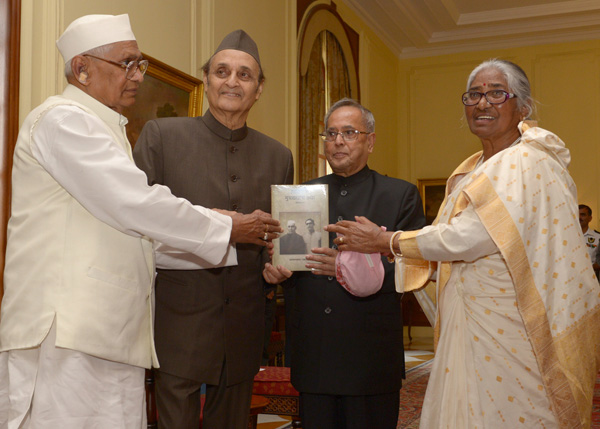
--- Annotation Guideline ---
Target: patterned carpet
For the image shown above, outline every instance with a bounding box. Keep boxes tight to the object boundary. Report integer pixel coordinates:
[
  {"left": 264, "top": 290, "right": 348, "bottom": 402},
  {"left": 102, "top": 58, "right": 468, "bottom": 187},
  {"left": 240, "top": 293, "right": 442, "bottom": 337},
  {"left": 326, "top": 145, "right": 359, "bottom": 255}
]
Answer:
[
  {"left": 397, "top": 362, "right": 600, "bottom": 428},
  {"left": 397, "top": 359, "right": 433, "bottom": 428}
]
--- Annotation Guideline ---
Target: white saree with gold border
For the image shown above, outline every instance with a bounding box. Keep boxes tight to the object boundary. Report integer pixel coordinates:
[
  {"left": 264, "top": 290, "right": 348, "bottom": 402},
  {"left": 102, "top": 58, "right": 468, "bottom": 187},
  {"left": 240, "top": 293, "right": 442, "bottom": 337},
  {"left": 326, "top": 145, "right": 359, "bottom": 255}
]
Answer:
[{"left": 398, "top": 122, "right": 600, "bottom": 428}]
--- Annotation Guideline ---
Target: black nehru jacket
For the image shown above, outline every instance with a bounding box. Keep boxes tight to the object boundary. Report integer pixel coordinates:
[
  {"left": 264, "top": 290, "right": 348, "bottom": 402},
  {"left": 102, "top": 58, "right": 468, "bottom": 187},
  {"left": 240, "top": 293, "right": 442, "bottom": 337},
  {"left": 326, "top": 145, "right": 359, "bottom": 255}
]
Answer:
[{"left": 286, "top": 166, "right": 426, "bottom": 395}]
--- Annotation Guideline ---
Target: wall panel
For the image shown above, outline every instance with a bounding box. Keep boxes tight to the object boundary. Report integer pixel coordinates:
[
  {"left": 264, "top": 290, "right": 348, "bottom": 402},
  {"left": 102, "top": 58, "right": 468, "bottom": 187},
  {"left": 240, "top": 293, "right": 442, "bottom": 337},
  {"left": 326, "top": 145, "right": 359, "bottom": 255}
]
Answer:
[{"left": 534, "top": 50, "right": 600, "bottom": 212}]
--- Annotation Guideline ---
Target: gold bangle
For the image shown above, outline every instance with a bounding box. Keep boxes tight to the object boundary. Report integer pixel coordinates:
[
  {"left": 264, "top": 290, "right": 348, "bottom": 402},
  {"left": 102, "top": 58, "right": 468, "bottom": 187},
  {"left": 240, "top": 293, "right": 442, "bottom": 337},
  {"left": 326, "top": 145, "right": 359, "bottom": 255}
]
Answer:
[{"left": 388, "top": 230, "right": 403, "bottom": 259}]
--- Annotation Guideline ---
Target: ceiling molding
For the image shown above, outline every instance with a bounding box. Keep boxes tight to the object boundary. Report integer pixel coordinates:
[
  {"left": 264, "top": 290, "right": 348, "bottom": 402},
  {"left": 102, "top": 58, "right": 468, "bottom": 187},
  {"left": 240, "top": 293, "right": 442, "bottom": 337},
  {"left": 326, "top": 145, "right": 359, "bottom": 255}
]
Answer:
[
  {"left": 399, "top": 28, "right": 600, "bottom": 59},
  {"left": 340, "top": 0, "right": 600, "bottom": 59},
  {"left": 458, "top": 0, "right": 600, "bottom": 25}
]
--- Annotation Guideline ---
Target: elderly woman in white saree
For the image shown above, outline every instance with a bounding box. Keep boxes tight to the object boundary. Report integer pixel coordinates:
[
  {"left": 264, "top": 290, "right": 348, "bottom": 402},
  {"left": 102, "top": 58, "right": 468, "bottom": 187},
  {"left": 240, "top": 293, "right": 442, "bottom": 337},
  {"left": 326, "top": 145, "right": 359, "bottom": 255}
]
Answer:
[{"left": 327, "top": 59, "right": 600, "bottom": 428}]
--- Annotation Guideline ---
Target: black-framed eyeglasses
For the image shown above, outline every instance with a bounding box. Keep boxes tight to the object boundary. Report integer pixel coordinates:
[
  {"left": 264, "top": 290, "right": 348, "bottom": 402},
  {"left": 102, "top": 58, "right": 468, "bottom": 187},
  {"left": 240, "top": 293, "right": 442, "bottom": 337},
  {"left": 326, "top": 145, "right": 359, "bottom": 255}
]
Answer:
[
  {"left": 319, "top": 129, "right": 370, "bottom": 142},
  {"left": 461, "top": 90, "right": 517, "bottom": 106},
  {"left": 84, "top": 54, "right": 149, "bottom": 80}
]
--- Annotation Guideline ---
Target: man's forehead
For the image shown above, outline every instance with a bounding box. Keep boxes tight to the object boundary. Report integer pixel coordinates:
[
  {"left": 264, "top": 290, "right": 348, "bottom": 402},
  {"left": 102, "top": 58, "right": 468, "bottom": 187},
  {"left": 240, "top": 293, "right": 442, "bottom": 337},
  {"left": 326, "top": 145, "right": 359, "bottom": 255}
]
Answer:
[
  {"left": 327, "top": 107, "right": 363, "bottom": 129},
  {"left": 210, "top": 49, "right": 259, "bottom": 71}
]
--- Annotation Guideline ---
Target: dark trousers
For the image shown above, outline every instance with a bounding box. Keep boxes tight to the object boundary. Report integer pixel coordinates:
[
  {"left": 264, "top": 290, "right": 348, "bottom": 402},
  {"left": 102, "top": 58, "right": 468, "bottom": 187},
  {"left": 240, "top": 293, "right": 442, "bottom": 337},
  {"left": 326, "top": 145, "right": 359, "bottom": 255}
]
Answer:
[
  {"left": 155, "top": 363, "right": 253, "bottom": 429},
  {"left": 299, "top": 390, "right": 400, "bottom": 429}
]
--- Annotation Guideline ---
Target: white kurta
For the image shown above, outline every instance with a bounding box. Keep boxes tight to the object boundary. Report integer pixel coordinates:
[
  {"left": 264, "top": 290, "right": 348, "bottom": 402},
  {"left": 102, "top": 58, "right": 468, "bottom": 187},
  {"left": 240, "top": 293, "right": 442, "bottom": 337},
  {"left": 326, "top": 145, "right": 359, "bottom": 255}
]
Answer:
[
  {"left": 30, "top": 96, "right": 234, "bottom": 261},
  {"left": 0, "top": 85, "right": 239, "bottom": 429}
]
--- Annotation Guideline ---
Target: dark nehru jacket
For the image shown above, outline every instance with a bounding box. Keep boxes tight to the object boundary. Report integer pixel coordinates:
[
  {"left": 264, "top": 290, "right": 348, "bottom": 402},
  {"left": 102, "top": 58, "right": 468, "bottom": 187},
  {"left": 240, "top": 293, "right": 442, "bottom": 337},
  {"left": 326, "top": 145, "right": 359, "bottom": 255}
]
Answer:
[
  {"left": 133, "top": 110, "right": 293, "bottom": 386},
  {"left": 287, "top": 166, "right": 425, "bottom": 395},
  {"left": 280, "top": 232, "right": 307, "bottom": 255}
]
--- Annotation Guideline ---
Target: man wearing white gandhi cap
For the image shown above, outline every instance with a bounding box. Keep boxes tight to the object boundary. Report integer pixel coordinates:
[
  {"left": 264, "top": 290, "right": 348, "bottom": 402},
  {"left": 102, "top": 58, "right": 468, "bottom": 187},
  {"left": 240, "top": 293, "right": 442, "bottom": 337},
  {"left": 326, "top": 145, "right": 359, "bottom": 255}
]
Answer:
[{"left": 0, "top": 14, "right": 281, "bottom": 429}]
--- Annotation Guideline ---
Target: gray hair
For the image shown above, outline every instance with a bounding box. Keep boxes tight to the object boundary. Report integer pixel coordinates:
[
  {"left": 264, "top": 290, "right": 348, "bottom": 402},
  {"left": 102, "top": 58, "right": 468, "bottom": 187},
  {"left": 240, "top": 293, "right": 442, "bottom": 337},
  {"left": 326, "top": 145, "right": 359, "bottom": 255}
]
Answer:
[
  {"left": 466, "top": 59, "right": 536, "bottom": 119},
  {"left": 324, "top": 98, "right": 375, "bottom": 132},
  {"left": 64, "top": 44, "right": 112, "bottom": 79}
]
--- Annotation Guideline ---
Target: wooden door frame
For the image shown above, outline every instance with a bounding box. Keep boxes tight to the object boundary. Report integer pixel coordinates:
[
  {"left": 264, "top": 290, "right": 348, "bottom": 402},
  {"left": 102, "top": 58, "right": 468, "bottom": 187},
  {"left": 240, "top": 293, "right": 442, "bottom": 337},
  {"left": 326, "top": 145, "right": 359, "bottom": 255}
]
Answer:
[{"left": 0, "top": 0, "right": 21, "bottom": 311}]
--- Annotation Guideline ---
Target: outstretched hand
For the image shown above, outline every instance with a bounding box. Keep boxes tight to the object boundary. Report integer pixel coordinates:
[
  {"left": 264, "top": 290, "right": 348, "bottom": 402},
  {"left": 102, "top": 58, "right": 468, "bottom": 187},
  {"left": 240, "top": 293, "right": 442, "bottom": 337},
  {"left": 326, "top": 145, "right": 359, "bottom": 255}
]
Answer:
[
  {"left": 215, "top": 209, "right": 283, "bottom": 246},
  {"left": 325, "top": 216, "right": 389, "bottom": 254}
]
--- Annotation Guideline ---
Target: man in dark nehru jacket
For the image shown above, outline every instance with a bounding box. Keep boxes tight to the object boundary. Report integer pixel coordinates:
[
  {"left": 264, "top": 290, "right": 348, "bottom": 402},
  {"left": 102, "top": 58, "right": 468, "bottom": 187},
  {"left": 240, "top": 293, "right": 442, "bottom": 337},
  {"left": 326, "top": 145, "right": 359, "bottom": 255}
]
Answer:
[
  {"left": 280, "top": 220, "right": 307, "bottom": 254},
  {"left": 264, "top": 98, "right": 425, "bottom": 428},
  {"left": 134, "top": 30, "right": 294, "bottom": 428}
]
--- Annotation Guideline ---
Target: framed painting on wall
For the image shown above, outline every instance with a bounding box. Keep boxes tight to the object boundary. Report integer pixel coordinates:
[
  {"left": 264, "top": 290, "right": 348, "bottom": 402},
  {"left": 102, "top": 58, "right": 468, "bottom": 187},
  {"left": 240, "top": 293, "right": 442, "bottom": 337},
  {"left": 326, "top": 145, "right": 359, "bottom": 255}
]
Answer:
[
  {"left": 122, "top": 53, "right": 203, "bottom": 147},
  {"left": 417, "top": 178, "right": 447, "bottom": 225}
]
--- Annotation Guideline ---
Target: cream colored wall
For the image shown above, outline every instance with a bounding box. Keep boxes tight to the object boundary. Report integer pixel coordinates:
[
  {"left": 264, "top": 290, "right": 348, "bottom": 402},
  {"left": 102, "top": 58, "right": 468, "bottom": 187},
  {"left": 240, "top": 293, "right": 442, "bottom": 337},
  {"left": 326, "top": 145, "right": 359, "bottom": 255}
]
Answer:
[
  {"left": 210, "top": 0, "right": 297, "bottom": 167},
  {"left": 19, "top": 0, "right": 297, "bottom": 176},
  {"left": 20, "top": 0, "right": 196, "bottom": 120},
  {"left": 398, "top": 40, "right": 600, "bottom": 228},
  {"left": 18, "top": 1, "right": 600, "bottom": 222}
]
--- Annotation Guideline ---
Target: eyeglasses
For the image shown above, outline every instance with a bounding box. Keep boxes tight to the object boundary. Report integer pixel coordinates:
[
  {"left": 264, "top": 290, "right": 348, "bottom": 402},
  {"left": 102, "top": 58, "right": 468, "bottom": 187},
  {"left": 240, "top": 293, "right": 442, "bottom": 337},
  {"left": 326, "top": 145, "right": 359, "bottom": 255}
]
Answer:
[
  {"left": 319, "top": 129, "right": 370, "bottom": 142},
  {"left": 84, "top": 54, "right": 149, "bottom": 80},
  {"left": 462, "top": 89, "right": 517, "bottom": 106}
]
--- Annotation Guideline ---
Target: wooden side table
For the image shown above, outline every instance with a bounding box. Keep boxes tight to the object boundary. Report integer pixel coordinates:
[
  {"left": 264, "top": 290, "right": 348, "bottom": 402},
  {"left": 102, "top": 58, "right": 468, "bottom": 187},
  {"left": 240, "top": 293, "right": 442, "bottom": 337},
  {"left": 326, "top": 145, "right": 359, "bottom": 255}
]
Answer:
[
  {"left": 248, "top": 395, "right": 270, "bottom": 429},
  {"left": 253, "top": 366, "right": 301, "bottom": 428}
]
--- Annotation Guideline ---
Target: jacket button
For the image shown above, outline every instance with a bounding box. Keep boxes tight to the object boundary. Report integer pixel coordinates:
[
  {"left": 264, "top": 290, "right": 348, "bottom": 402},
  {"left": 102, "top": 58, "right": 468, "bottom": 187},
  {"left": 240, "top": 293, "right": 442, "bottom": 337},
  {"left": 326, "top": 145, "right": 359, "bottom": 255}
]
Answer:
[
  {"left": 230, "top": 174, "right": 239, "bottom": 182},
  {"left": 232, "top": 204, "right": 239, "bottom": 211},
  {"left": 340, "top": 190, "right": 348, "bottom": 196},
  {"left": 324, "top": 307, "right": 332, "bottom": 314},
  {"left": 327, "top": 276, "right": 333, "bottom": 281},
  {"left": 337, "top": 216, "right": 343, "bottom": 222},
  {"left": 230, "top": 146, "right": 238, "bottom": 153}
]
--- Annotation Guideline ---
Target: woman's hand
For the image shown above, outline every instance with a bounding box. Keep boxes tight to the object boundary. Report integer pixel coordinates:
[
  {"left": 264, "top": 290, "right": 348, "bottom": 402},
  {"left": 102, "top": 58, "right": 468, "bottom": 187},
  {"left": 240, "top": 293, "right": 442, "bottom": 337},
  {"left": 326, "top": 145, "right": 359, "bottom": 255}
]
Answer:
[{"left": 325, "top": 216, "right": 392, "bottom": 254}]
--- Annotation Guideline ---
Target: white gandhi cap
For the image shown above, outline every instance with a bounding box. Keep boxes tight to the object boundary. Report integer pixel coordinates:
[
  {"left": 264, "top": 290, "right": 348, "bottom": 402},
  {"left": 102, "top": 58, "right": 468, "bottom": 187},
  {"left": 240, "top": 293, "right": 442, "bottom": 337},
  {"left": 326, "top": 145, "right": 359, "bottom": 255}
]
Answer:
[{"left": 56, "top": 14, "right": 136, "bottom": 63}]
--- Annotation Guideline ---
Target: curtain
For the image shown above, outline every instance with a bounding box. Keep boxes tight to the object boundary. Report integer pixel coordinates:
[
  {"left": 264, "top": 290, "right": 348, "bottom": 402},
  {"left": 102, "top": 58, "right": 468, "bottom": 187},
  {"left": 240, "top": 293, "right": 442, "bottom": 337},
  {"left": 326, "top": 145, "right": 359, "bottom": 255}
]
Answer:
[{"left": 299, "top": 31, "right": 351, "bottom": 183}]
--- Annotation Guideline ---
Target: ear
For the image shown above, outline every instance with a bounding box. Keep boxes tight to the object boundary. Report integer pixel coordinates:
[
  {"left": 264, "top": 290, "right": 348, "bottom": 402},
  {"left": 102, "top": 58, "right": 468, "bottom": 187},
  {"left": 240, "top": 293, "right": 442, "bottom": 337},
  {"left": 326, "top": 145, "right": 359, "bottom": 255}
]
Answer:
[
  {"left": 71, "top": 55, "right": 90, "bottom": 86},
  {"left": 255, "top": 80, "right": 264, "bottom": 101},
  {"left": 367, "top": 132, "right": 375, "bottom": 153},
  {"left": 78, "top": 71, "right": 88, "bottom": 84},
  {"left": 202, "top": 72, "right": 208, "bottom": 92}
]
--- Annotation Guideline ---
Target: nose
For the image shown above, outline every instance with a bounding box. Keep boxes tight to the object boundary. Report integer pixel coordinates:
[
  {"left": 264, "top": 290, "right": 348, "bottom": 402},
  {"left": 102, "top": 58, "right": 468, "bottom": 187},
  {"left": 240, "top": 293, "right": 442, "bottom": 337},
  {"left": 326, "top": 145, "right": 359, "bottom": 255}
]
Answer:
[
  {"left": 476, "top": 95, "right": 491, "bottom": 108},
  {"left": 225, "top": 73, "right": 239, "bottom": 87},
  {"left": 130, "top": 67, "right": 144, "bottom": 83},
  {"left": 333, "top": 132, "right": 345, "bottom": 144}
]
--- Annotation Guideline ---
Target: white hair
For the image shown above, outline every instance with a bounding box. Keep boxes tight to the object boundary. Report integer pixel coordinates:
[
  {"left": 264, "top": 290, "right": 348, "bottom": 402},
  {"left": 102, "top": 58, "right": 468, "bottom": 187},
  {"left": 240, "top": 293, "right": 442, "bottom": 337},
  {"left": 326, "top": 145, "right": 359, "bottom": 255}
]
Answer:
[
  {"left": 466, "top": 59, "right": 536, "bottom": 119},
  {"left": 64, "top": 44, "right": 112, "bottom": 79}
]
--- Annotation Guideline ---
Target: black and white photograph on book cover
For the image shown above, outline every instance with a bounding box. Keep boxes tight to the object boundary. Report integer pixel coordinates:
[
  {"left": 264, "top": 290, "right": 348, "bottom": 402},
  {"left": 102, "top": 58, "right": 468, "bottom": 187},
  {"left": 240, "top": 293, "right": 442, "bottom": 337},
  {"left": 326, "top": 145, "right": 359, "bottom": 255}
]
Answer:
[{"left": 271, "top": 185, "right": 328, "bottom": 271}]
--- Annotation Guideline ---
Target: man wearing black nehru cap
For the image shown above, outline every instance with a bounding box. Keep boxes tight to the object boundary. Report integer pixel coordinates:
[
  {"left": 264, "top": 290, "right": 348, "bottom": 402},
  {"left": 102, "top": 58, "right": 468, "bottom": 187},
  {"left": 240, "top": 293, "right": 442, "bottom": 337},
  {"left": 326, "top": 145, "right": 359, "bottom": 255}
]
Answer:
[{"left": 134, "top": 30, "right": 294, "bottom": 428}]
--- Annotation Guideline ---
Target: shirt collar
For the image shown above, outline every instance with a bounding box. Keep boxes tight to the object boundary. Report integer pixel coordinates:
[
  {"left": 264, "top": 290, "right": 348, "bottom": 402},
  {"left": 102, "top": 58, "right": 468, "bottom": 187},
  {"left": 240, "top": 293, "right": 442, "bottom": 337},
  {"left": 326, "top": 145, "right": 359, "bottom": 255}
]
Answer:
[
  {"left": 201, "top": 109, "right": 248, "bottom": 142},
  {"left": 62, "top": 84, "right": 128, "bottom": 127},
  {"left": 332, "top": 165, "right": 372, "bottom": 186}
]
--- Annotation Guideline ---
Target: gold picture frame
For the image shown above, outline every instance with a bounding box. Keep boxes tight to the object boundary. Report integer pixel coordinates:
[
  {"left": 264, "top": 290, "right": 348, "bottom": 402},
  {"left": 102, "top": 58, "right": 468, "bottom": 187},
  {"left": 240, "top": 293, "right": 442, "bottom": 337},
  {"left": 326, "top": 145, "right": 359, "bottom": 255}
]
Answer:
[
  {"left": 122, "top": 53, "right": 204, "bottom": 146},
  {"left": 417, "top": 178, "right": 447, "bottom": 225}
]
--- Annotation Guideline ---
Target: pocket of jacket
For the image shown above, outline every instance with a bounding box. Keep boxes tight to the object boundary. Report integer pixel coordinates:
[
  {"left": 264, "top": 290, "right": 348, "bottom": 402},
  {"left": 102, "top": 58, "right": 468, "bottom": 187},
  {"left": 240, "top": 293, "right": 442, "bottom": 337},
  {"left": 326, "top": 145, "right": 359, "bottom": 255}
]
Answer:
[{"left": 87, "top": 266, "right": 138, "bottom": 292}]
